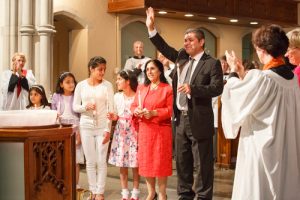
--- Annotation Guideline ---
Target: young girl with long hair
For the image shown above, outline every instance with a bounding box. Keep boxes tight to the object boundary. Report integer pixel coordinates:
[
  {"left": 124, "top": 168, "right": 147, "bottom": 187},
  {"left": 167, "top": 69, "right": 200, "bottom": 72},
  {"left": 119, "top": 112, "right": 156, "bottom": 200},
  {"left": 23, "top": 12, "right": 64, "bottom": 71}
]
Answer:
[
  {"left": 26, "top": 84, "right": 50, "bottom": 110},
  {"left": 73, "top": 56, "right": 114, "bottom": 200},
  {"left": 107, "top": 70, "right": 140, "bottom": 200},
  {"left": 51, "top": 71, "right": 83, "bottom": 189}
]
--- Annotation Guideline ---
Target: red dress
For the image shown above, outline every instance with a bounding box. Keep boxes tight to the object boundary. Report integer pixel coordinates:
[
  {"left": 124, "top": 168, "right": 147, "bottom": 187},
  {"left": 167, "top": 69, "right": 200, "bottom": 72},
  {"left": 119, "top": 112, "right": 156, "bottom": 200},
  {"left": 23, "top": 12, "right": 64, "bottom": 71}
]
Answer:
[{"left": 131, "top": 83, "right": 173, "bottom": 177}]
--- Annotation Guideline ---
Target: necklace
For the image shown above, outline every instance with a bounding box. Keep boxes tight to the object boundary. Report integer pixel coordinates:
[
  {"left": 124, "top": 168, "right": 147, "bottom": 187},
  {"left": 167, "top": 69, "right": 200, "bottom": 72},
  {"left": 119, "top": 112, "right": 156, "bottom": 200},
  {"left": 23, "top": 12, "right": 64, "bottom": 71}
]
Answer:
[{"left": 150, "top": 82, "right": 160, "bottom": 90}]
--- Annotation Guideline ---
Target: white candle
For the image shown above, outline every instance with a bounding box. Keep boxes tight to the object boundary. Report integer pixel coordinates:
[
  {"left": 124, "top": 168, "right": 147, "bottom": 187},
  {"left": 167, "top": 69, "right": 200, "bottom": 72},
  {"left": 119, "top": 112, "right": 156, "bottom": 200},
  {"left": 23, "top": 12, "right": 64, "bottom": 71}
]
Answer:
[
  {"left": 57, "top": 101, "right": 61, "bottom": 115},
  {"left": 106, "top": 90, "right": 109, "bottom": 113},
  {"left": 138, "top": 90, "right": 142, "bottom": 108},
  {"left": 91, "top": 98, "right": 96, "bottom": 116}
]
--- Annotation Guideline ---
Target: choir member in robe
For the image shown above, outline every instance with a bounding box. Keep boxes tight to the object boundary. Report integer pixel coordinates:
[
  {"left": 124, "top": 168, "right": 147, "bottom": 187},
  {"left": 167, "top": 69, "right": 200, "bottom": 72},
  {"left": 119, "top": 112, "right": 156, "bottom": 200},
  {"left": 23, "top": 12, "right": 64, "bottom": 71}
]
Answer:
[
  {"left": 222, "top": 24, "right": 300, "bottom": 200},
  {"left": 0, "top": 52, "right": 36, "bottom": 110}
]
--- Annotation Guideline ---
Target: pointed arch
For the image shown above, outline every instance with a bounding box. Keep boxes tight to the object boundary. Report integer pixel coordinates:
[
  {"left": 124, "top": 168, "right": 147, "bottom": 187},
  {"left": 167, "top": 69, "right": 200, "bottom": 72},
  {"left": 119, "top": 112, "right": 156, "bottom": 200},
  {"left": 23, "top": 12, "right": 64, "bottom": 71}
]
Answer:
[
  {"left": 52, "top": 9, "right": 89, "bottom": 89},
  {"left": 197, "top": 27, "right": 217, "bottom": 58},
  {"left": 121, "top": 21, "right": 156, "bottom": 68}
]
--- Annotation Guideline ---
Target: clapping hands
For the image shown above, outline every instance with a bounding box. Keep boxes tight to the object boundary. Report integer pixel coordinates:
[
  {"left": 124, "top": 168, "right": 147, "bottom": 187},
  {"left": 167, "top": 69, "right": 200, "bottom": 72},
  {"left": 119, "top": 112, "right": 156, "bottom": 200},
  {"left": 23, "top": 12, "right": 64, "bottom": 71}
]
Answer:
[{"left": 225, "top": 50, "right": 242, "bottom": 74}]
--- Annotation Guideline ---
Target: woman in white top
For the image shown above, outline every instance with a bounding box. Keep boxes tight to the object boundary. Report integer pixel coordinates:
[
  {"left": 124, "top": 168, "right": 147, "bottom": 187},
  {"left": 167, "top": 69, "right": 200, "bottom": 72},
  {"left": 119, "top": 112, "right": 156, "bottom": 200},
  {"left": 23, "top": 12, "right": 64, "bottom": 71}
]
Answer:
[{"left": 73, "top": 56, "right": 114, "bottom": 200}]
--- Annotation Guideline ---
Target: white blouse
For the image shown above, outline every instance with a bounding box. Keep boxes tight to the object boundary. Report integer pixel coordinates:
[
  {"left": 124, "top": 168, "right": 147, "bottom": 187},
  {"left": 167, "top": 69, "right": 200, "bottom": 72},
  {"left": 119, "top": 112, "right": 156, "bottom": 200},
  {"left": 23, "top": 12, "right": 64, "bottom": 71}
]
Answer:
[
  {"left": 73, "top": 79, "right": 114, "bottom": 132},
  {"left": 113, "top": 92, "right": 135, "bottom": 116}
]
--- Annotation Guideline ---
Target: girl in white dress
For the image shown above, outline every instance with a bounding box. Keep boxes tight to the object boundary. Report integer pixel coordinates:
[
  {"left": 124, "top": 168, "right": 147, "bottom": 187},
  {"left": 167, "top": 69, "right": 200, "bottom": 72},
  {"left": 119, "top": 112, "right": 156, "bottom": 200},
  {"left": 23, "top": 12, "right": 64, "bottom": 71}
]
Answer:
[
  {"left": 73, "top": 56, "right": 114, "bottom": 200},
  {"left": 26, "top": 85, "right": 50, "bottom": 110},
  {"left": 107, "top": 70, "right": 139, "bottom": 200}
]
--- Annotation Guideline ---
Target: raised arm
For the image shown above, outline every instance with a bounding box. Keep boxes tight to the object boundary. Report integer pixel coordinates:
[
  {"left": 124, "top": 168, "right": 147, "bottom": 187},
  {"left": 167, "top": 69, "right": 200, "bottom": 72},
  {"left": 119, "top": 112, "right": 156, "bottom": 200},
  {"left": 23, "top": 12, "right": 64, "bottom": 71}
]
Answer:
[{"left": 146, "top": 7, "right": 179, "bottom": 63}]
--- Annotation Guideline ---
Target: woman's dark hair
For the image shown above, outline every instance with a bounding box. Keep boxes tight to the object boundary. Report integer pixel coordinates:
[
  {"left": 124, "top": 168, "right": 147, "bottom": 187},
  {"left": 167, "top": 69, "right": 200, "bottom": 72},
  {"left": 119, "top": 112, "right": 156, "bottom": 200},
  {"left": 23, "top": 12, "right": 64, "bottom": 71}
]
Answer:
[
  {"left": 55, "top": 72, "right": 77, "bottom": 94},
  {"left": 26, "top": 84, "right": 49, "bottom": 108},
  {"left": 88, "top": 56, "right": 106, "bottom": 76},
  {"left": 143, "top": 59, "right": 168, "bottom": 86},
  {"left": 118, "top": 70, "right": 138, "bottom": 92},
  {"left": 252, "top": 24, "right": 289, "bottom": 58}
]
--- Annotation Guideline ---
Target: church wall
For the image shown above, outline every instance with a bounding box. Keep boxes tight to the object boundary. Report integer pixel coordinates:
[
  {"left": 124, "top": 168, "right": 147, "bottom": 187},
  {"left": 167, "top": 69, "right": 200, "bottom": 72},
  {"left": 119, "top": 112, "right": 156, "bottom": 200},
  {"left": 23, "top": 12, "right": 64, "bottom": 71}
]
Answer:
[
  {"left": 53, "top": 0, "right": 117, "bottom": 85},
  {"left": 53, "top": 1, "right": 299, "bottom": 88}
]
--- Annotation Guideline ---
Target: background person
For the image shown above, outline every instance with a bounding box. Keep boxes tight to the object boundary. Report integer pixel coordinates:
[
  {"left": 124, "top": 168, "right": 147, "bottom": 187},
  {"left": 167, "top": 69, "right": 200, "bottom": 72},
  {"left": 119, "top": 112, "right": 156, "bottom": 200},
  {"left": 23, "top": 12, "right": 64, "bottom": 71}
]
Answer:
[
  {"left": 124, "top": 41, "right": 151, "bottom": 83},
  {"left": 0, "top": 52, "right": 36, "bottom": 110},
  {"left": 286, "top": 28, "right": 300, "bottom": 85}
]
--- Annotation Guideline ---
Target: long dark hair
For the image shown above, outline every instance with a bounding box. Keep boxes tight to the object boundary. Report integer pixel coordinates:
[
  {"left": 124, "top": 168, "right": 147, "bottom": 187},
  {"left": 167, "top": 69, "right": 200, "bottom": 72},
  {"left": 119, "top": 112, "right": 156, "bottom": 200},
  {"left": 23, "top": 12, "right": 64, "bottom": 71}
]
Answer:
[
  {"left": 88, "top": 56, "right": 106, "bottom": 76},
  {"left": 26, "top": 85, "right": 49, "bottom": 108},
  {"left": 143, "top": 59, "right": 168, "bottom": 86},
  {"left": 55, "top": 72, "right": 77, "bottom": 94},
  {"left": 118, "top": 70, "right": 138, "bottom": 92}
]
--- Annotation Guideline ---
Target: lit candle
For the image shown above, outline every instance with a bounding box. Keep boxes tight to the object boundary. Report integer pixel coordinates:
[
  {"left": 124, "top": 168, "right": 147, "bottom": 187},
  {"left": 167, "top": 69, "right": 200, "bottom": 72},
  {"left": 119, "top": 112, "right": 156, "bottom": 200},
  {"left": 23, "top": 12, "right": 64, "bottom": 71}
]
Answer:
[
  {"left": 138, "top": 90, "right": 142, "bottom": 108},
  {"left": 34, "top": 104, "right": 37, "bottom": 110}
]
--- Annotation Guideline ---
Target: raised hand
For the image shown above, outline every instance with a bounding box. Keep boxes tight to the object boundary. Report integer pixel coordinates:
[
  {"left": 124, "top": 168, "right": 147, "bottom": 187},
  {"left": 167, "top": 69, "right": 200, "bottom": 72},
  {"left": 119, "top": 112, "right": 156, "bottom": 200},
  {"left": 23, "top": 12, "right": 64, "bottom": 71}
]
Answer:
[
  {"left": 225, "top": 50, "right": 242, "bottom": 73},
  {"left": 146, "top": 7, "right": 155, "bottom": 31}
]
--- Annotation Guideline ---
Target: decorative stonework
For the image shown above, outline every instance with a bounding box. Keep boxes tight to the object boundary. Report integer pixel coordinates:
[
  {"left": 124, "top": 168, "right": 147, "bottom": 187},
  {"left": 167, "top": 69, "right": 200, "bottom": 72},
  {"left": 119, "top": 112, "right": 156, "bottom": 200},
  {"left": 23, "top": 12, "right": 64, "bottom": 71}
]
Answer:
[{"left": 33, "top": 141, "right": 67, "bottom": 194}]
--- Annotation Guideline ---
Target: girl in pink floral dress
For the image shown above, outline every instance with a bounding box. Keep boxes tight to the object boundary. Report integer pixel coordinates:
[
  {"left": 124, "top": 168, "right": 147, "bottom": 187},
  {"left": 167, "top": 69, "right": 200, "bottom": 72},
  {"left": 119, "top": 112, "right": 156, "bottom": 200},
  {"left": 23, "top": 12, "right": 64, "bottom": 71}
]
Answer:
[{"left": 107, "top": 70, "right": 139, "bottom": 200}]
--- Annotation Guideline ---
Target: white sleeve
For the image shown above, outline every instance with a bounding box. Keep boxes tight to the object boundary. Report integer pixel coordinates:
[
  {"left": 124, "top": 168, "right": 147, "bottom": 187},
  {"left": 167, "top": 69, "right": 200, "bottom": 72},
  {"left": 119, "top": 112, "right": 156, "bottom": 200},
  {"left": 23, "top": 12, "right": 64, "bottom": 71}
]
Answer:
[
  {"left": 221, "top": 70, "right": 271, "bottom": 138},
  {"left": 149, "top": 29, "right": 158, "bottom": 38},
  {"left": 73, "top": 82, "right": 86, "bottom": 113},
  {"left": 26, "top": 70, "right": 36, "bottom": 87},
  {"left": 0, "top": 70, "right": 11, "bottom": 110},
  {"left": 124, "top": 58, "right": 133, "bottom": 70}
]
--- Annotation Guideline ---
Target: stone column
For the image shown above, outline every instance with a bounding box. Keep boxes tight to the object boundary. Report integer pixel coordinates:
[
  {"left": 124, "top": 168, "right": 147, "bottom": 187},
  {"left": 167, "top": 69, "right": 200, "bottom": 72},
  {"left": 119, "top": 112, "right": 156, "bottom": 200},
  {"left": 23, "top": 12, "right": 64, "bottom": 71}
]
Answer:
[
  {"left": 37, "top": 0, "right": 55, "bottom": 96},
  {"left": 20, "top": 0, "right": 35, "bottom": 70},
  {"left": 0, "top": 0, "right": 18, "bottom": 73}
]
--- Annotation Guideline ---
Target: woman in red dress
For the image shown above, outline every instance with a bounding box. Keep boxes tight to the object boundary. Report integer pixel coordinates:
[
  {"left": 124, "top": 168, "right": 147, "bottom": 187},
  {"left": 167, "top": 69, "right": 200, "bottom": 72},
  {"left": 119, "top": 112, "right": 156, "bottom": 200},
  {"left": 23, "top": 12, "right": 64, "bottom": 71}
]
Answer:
[{"left": 131, "top": 59, "right": 173, "bottom": 200}]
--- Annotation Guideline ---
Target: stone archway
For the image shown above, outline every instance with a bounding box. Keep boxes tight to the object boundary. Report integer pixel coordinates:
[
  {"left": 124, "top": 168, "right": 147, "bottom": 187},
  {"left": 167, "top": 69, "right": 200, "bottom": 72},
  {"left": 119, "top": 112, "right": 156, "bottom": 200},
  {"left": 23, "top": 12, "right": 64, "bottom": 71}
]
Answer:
[
  {"left": 121, "top": 21, "right": 156, "bottom": 68},
  {"left": 198, "top": 27, "right": 217, "bottom": 58},
  {"left": 52, "top": 12, "right": 88, "bottom": 90}
]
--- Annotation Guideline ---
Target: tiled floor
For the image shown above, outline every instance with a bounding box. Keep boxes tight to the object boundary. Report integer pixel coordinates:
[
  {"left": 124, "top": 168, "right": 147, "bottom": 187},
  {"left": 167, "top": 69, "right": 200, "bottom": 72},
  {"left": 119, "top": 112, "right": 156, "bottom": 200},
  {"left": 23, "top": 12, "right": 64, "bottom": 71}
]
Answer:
[{"left": 78, "top": 162, "right": 234, "bottom": 200}]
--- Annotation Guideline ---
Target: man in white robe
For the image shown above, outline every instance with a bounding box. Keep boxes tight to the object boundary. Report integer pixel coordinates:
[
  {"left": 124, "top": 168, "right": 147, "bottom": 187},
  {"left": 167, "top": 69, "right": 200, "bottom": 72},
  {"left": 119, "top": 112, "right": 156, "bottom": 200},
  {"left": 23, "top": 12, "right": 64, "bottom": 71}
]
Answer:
[
  {"left": 124, "top": 41, "right": 150, "bottom": 84},
  {"left": 222, "top": 24, "right": 300, "bottom": 200}
]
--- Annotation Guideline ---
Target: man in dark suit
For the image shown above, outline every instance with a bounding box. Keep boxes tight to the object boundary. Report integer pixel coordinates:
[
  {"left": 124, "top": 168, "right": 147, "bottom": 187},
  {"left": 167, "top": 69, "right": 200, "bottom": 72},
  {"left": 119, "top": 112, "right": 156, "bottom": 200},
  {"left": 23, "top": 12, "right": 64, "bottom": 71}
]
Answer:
[{"left": 146, "top": 7, "right": 223, "bottom": 200}]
